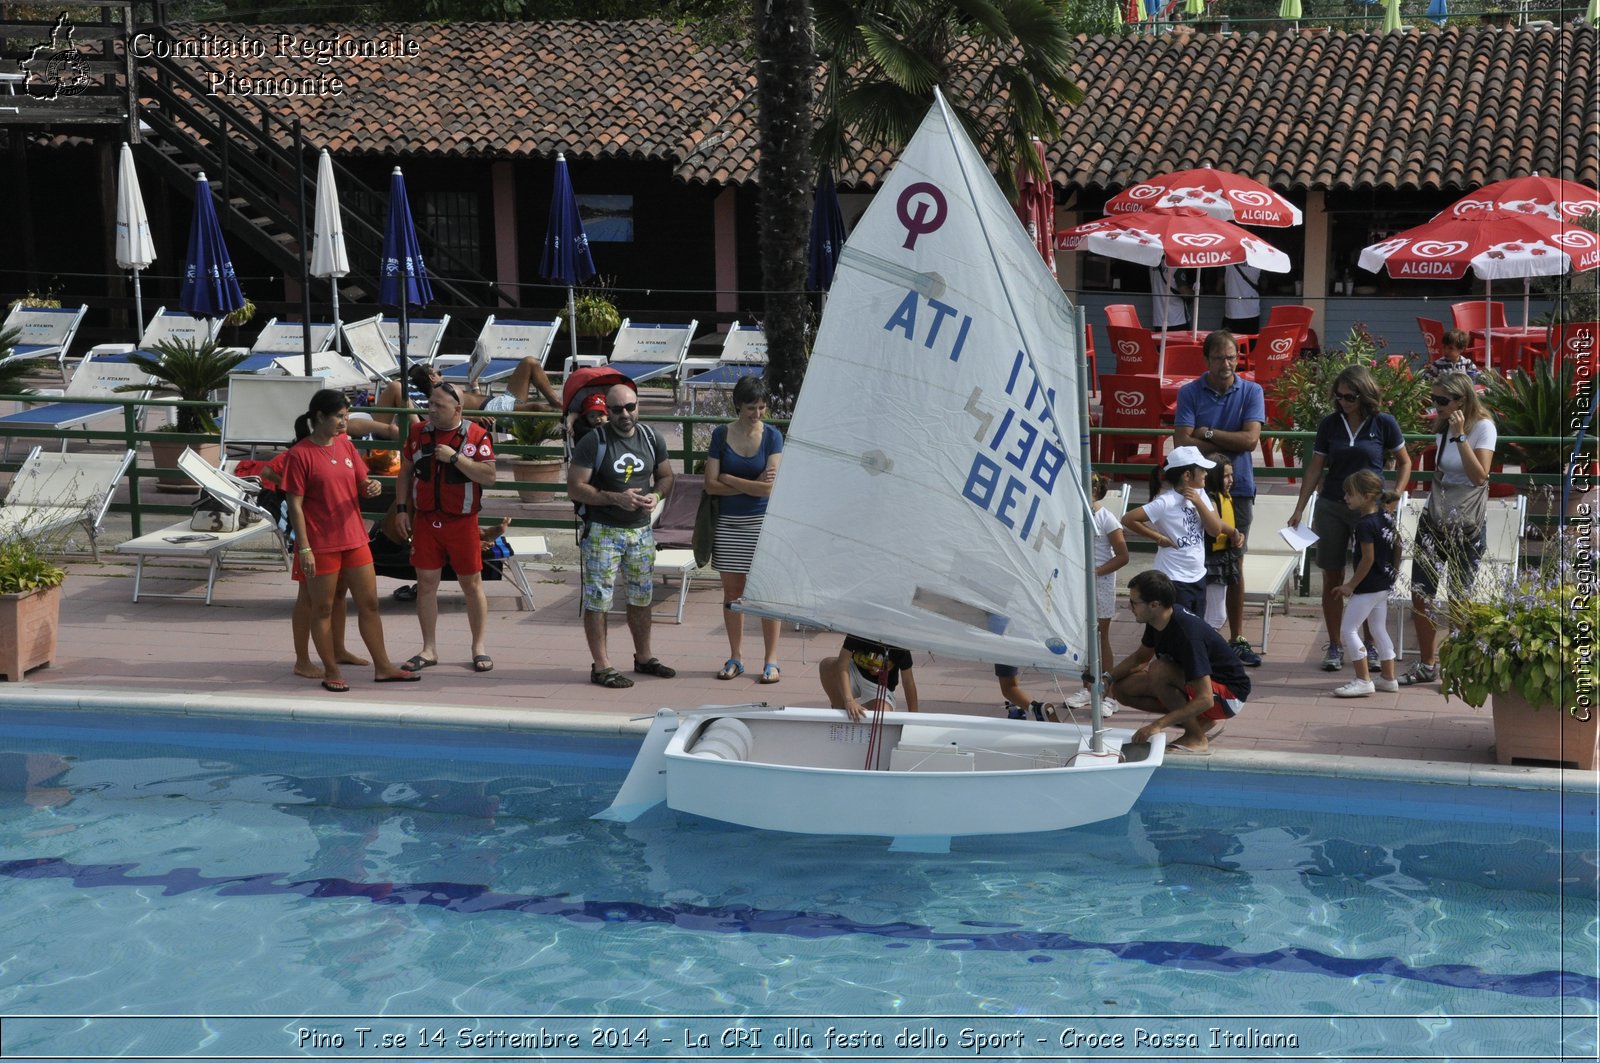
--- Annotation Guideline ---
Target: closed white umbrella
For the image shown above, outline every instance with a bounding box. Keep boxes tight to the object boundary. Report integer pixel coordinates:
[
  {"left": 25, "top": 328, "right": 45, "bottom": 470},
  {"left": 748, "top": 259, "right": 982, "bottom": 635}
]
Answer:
[
  {"left": 310, "top": 149, "right": 350, "bottom": 351},
  {"left": 115, "top": 142, "right": 156, "bottom": 343}
]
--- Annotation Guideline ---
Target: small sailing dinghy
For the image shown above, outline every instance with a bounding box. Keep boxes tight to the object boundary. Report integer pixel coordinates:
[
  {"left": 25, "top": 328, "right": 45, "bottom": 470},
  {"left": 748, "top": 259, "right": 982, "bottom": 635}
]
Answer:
[{"left": 597, "top": 92, "right": 1164, "bottom": 844}]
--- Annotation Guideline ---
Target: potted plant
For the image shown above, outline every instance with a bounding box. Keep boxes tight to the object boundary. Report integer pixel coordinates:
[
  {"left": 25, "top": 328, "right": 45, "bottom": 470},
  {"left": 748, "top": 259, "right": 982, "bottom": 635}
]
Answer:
[
  {"left": 120, "top": 336, "right": 249, "bottom": 491},
  {"left": 558, "top": 281, "right": 621, "bottom": 361},
  {"left": 1437, "top": 550, "right": 1598, "bottom": 769},
  {"left": 0, "top": 534, "right": 67, "bottom": 681},
  {"left": 1267, "top": 325, "right": 1433, "bottom": 465},
  {"left": 503, "top": 412, "right": 566, "bottom": 502}
]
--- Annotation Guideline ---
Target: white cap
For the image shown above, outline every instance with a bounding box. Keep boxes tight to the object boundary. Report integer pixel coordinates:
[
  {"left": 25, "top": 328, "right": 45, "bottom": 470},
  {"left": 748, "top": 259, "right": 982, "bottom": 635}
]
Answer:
[{"left": 1166, "top": 445, "right": 1217, "bottom": 470}]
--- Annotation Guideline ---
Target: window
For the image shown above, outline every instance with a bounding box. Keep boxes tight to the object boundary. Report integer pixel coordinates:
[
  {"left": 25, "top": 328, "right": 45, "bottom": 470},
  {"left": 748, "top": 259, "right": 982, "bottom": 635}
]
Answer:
[
  {"left": 577, "top": 194, "right": 634, "bottom": 242},
  {"left": 420, "top": 190, "right": 481, "bottom": 271}
]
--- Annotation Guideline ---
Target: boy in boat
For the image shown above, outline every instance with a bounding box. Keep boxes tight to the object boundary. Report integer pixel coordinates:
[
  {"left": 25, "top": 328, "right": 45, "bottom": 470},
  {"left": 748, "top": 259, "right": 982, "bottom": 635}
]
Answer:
[
  {"left": 820, "top": 636, "right": 919, "bottom": 721},
  {"left": 1106, "top": 570, "right": 1249, "bottom": 755}
]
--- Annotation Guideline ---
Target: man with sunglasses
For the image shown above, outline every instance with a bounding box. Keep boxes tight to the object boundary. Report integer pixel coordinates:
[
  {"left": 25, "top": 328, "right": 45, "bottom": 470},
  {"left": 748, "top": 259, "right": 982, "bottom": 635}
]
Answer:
[
  {"left": 568, "top": 383, "right": 677, "bottom": 688},
  {"left": 394, "top": 381, "right": 499, "bottom": 674}
]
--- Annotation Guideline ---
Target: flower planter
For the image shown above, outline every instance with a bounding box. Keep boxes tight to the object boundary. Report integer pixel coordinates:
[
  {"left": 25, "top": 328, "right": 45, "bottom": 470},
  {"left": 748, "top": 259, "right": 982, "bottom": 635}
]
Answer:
[
  {"left": 0, "top": 584, "right": 62, "bottom": 681},
  {"left": 1491, "top": 691, "right": 1598, "bottom": 770},
  {"left": 509, "top": 458, "right": 565, "bottom": 503},
  {"left": 150, "top": 439, "right": 220, "bottom": 493}
]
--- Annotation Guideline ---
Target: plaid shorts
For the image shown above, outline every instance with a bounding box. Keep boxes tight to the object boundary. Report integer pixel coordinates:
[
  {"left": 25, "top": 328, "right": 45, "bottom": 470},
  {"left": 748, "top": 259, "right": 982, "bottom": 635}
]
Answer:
[{"left": 581, "top": 523, "right": 654, "bottom": 612}]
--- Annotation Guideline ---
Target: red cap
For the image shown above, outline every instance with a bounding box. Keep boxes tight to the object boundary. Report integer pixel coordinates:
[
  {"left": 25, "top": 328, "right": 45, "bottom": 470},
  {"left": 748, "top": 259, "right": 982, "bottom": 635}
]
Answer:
[{"left": 582, "top": 393, "right": 608, "bottom": 415}]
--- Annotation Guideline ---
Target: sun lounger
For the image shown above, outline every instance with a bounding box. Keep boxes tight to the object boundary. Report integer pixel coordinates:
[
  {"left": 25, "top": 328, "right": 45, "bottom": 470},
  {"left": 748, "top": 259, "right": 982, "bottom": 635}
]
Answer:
[
  {"left": 684, "top": 321, "right": 766, "bottom": 411},
  {"left": 0, "top": 446, "right": 134, "bottom": 558},
  {"left": 0, "top": 303, "right": 87, "bottom": 374},
  {"left": 0, "top": 359, "right": 154, "bottom": 460},
  {"left": 1240, "top": 493, "right": 1316, "bottom": 652},
  {"left": 343, "top": 315, "right": 398, "bottom": 380},
  {"left": 267, "top": 352, "right": 369, "bottom": 390},
  {"left": 114, "top": 447, "right": 286, "bottom": 604},
  {"left": 228, "top": 318, "right": 338, "bottom": 373},
  {"left": 566, "top": 318, "right": 699, "bottom": 393},
  {"left": 441, "top": 316, "right": 561, "bottom": 386},
  {"left": 221, "top": 373, "right": 328, "bottom": 451},
  {"left": 80, "top": 307, "right": 223, "bottom": 368},
  {"left": 380, "top": 315, "right": 451, "bottom": 365},
  {"left": 500, "top": 534, "right": 553, "bottom": 611}
]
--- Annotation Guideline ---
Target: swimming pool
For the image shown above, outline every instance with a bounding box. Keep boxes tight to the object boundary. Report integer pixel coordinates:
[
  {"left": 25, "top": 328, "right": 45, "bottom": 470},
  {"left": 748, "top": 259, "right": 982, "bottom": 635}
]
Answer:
[{"left": 0, "top": 706, "right": 1593, "bottom": 1060}]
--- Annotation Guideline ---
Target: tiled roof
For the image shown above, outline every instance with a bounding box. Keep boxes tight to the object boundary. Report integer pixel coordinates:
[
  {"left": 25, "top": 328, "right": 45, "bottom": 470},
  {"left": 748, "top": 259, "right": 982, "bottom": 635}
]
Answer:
[{"left": 176, "top": 20, "right": 1596, "bottom": 194}]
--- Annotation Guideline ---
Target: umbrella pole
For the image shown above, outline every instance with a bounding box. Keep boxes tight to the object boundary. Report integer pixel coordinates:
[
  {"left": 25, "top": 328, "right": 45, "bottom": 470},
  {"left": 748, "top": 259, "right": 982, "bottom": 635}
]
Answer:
[
  {"left": 566, "top": 285, "right": 579, "bottom": 370},
  {"left": 330, "top": 283, "right": 342, "bottom": 355},
  {"left": 1484, "top": 282, "right": 1493, "bottom": 374},
  {"left": 1522, "top": 276, "right": 1531, "bottom": 331},
  {"left": 132, "top": 269, "right": 144, "bottom": 345},
  {"left": 399, "top": 298, "right": 411, "bottom": 390},
  {"left": 1159, "top": 321, "right": 1169, "bottom": 377}
]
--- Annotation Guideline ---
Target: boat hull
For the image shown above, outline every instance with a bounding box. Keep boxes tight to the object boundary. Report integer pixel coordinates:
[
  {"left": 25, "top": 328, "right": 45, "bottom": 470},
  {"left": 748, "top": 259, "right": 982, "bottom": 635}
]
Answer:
[{"left": 622, "top": 706, "right": 1164, "bottom": 838}]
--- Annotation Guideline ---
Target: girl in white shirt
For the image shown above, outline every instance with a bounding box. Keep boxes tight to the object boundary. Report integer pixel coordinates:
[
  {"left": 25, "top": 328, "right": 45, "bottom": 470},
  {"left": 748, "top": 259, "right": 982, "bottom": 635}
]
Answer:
[{"left": 1123, "top": 447, "right": 1240, "bottom": 617}]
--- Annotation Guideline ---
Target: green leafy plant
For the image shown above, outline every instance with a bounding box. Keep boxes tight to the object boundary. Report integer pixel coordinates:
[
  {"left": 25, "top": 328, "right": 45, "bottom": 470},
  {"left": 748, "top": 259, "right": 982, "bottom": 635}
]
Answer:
[
  {"left": 1482, "top": 358, "right": 1596, "bottom": 476},
  {"left": 223, "top": 299, "right": 256, "bottom": 328},
  {"left": 119, "top": 338, "right": 248, "bottom": 435},
  {"left": 1438, "top": 544, "right": 1598, "bottom": 711},
  {"left": 560, "top": 281, "right": 621, "bottom": 337},
  {"left": 7, "top": 290, "right": 61, "bottom": 311},
  {"left": 1267, "top": 325, "right": 1432, "bottom": 465},
  {"left": 0, "top": 536, "right": 67, "bottom": 595},
  {"left": 504, "top": 412, "right": 564, "bottom": 447}
]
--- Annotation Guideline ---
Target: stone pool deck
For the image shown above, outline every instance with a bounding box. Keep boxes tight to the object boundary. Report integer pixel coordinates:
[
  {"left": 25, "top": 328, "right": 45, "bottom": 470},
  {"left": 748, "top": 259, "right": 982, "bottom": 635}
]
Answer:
[{"left": 5, "top": 520, "right": 1591, "bottom": 792}]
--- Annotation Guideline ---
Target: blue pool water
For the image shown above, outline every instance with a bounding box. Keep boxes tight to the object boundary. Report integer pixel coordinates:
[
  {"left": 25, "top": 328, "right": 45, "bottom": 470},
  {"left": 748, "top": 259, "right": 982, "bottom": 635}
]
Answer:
[{"left": 0, "top": 708, "right": 1594, "bottom": 1061}]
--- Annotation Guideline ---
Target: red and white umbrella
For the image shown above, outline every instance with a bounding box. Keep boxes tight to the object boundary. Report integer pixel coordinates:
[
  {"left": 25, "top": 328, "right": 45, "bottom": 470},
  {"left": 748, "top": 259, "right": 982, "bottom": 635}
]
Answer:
[
  {"left": 1013, "top": 138, "right": 1056, "bottom": 278},
  {"left": 1359, "top": 212, "right": 1600, "bottom": 354},
  {"left": 1438, "top": 175, "right": 1600, "bottom": 224},
  {"left": 1106, "top": 167, "right": 1303, "bottom": 228},
  {"left": 1057, "top": 206, "right": 1290, "bottom": 365}
]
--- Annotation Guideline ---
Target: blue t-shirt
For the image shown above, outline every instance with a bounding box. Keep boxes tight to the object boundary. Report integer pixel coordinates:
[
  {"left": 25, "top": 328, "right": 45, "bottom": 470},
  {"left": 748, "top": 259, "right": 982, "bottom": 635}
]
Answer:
[
  {"left": 1313, "top": 411, "right": 1404, "bottom": 502},
  {"left": 708, "top": 423, "right": 784, "bottom": 517},
  {"left": 1174, "top": 375, "right": 1266, "bottom": 498},
  {"left": 1349, "top": 510, "right": 1397, "bottom": 594}
]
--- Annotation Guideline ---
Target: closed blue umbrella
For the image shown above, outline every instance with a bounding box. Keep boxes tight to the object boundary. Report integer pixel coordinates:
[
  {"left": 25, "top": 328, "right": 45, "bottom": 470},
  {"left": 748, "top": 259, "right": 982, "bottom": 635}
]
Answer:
[
  {"left": 1426, "top": 0, "right": 1447, "bottom": 22},
  {"left": 379, "top": 166, "right": 433, "bottom": 385},
  {"left": 179, "top": 172, "right": 245, "bottom": 321},
  {"left": 538, "top": 152, "right": 597, "bottom": 370},
  {"left": 807, "top": 168, "right": 847, "bottom": 292}
]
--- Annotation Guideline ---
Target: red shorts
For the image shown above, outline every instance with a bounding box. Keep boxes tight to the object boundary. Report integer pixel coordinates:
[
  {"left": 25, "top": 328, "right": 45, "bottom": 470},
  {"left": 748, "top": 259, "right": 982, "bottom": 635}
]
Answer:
[
  {"left": 1192, "top": 679, "right": 1244, "bottom": 722},
  {"left": 410, "top": 513, "right": 483, "bottom": 574},
  {"left": 293, "top": 542, "right": 373, "bottom": 582}
]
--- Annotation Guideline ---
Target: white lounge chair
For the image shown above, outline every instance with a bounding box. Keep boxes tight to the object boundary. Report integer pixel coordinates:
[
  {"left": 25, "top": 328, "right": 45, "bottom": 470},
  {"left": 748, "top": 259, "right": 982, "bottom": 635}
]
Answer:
[
  {"left": 0, "top": 445, "right": 134, "bottom": 558},
  {"left": 1388, "top": 493, "right": 1525, "bottom": 659},
  {"left": 266, "top": 352, "right": 369, "bottom": 390},
  {"left": 683, "top": 321, "right": 766, "bottom": 411},
  {"left": 381, "top": 315, "right": 451, "bottom": 365},
  {"left": 220, "top": 373, "right": 328, "bottom": 451},
  {"left": 114, "top": 447, "right": 287, "bottom": 604},
  {"left": 499, "top": 534, "right": 553, "bottom": 611},
  {"left": 442, "top": 315, "right": 561, "bottom": 387},
  {"left": 229, "top": 318, "right": 338, "bottom": 374},
  {"left": 0, "top": 359, "right": 154, "bottom": 460},
  {"left": 0, "top": 303, "right": 87, "bottom": 374},
  {"left": 343, "top": 314, "right": 399, "bottom": 380},
  {"left": 79, "top": 307, "right": 223, "bottom": 367},
  {"left": 566, "top": 318, "right": 698, "bottom": 393},
  {"left": 1240, "top": 493, "right": 1317, "bottom": 653}
]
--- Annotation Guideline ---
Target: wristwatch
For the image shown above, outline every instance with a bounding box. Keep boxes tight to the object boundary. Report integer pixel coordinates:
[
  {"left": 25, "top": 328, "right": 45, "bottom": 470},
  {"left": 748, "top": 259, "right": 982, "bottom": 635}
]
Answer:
[
  {"left": 395, "top": 504, "right": 408, "bottom": 513},
  {"left": 1203, "top": 428, "right": 1214, "bottom": 441}
]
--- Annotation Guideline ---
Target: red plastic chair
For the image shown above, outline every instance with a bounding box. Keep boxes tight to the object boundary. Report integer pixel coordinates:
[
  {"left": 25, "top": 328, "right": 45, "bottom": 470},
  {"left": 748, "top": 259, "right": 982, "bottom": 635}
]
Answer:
[
  {"left": 1106, "top": 324, "right": 1161, "bottom": 374},
  {"left": 1163, "top": 342, "right": 1207, "bottom": 378},
  {"left": 1105, "top": 304, "right": 1143, "bottom": 330},
  {"left": 1097, "top": 374, "right": 1168, "bottom": 473},
  {"left": 1451, "top": 300, "right": 1507, "bottom": 333},
  {"left": 1249, "top": 323, "right": 1302, "bottom": 386},
  {"left": 1416, "top": 317, "right": 1446, "bottom": 360}
]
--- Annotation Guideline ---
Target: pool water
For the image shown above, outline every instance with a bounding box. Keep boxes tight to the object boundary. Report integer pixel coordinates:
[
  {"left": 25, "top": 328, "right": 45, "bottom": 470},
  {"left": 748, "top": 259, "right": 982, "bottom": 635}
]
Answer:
[{"left": 0, "top": 709, "right": 1593, "bottom": 1060}]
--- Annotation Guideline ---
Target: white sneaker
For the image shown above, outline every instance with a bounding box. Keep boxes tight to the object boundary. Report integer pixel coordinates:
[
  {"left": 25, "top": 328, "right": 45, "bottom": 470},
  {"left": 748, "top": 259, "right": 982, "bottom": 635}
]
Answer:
[
  {"left": 1373, "top": 676, "right": 1400, "bottom": 693},
  {"left": 1101, "top": 697, "right": 1122, "bottom": 716},
  {"left": 1333, "top": 679, "right": 1375, "bottom": 698},
  {"left": 1064, "top": 689, "right": 1093, "bottom": 710}
]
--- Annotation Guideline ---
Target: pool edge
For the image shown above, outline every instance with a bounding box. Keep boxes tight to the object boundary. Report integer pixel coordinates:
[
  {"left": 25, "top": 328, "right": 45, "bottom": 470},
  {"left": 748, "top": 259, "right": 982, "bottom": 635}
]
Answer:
[{"left": 2, "top": 687, "right": 1594, "bottom": 795}]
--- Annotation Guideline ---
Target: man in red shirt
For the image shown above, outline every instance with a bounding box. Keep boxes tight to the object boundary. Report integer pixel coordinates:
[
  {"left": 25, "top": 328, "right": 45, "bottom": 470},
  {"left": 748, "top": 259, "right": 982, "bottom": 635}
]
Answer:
[{"left": 395, "top": 382, "right": 499, "bottom": 672}]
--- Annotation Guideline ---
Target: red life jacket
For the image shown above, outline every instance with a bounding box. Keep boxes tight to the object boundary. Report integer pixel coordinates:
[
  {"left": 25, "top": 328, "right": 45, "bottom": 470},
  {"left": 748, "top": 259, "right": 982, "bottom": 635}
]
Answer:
[{"left": 407, "top": 420, "right": 493, "bottom": 515}]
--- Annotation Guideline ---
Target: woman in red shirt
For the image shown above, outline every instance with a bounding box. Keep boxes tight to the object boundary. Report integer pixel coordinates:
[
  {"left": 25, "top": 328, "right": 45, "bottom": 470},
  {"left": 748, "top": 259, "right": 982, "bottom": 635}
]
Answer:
[{"left": 281, "top": 389, "right": 420, "bottom": 692}]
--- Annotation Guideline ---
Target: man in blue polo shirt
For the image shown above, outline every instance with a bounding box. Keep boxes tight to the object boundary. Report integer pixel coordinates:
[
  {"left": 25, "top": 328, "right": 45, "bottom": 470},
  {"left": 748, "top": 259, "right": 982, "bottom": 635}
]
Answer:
[{"left": 1173, "top": 329, "right": 1264, "bottom": 665}]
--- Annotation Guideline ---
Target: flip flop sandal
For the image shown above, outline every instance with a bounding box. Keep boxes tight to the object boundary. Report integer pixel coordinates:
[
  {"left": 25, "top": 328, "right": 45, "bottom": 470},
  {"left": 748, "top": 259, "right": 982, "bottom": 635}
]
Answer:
[
  {"left": 633, "top": 657, "right": 677, "bottom": 678},
  {"left": 321, "top": 679, "right": 350, "bottom": 693},
  {"left": 374, "top": 672, "right": 423, "bottom": 683},
  {"left": 759, "top": 663, "right": 781, "bottom": 684},
  {"left": 473, "top": 655, "right": 494, "bottom": 673},
  {"left": 401, "top": 655, "right": 437, "bottom": 672},
  {"left": 591, "top": 667, "right": 634, "bottom": 689},
  {"left": 716, "top": 659, "right": 745, "bottom": 680},
  {"left": 393, "top": 585, "right": 417, "bottom": 602}
]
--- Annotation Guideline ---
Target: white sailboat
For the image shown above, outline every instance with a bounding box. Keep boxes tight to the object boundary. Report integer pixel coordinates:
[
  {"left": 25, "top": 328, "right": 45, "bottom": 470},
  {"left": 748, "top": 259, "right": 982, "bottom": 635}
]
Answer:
[{"left": 597, "top": 92, "right": 1164, "bottom": 846}]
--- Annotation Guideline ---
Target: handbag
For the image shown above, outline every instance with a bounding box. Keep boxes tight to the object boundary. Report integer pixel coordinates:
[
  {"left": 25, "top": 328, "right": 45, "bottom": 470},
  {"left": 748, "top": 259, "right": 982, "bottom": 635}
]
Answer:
[
  {"left": 692, "top": 491, "right": 719, "bottom": 568},
  {"left": 1426, "top": 431, "right": 1488, "bottom": 532},
  {"left": 188, "top": 477, "right": 264, "bottom": 533}
]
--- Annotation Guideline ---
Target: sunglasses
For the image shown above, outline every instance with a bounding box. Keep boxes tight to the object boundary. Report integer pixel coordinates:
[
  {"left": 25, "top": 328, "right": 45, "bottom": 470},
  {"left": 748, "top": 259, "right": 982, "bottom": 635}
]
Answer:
[
  {"left": 608, "top": 402, "right": 638, "bottom": 415},
  {"left": 1334, "top": 391, "right": 1360, "bottom": 402},
  {"left": 431, "top": 382, "right": 460, "bottom": 400},
  {"left": 1430, "top": 394, "right": 1456, "bottom": 406}
]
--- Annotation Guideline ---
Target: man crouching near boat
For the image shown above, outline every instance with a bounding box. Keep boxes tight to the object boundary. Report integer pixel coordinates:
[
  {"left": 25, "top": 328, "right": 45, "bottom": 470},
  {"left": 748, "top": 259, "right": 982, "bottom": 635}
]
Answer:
[
  {"left": 820, "top": 636, "right": 919, "bottom": 721},
  {"left": 1106, "top": 570, "right": 1249, "bottom": 755}
]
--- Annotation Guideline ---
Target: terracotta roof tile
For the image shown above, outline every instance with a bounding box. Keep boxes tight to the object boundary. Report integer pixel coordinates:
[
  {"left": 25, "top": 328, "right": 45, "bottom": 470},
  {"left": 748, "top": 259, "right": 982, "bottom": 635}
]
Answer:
[{"left": 176, "top": 20, "right": 1596, "bottom": 194}]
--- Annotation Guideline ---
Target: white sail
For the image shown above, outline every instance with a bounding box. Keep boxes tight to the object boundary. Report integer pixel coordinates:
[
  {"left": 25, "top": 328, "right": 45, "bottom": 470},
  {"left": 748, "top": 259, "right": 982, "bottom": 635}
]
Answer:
[{"left": 741, "top": 92, "right": 1092, "bottom": 672}]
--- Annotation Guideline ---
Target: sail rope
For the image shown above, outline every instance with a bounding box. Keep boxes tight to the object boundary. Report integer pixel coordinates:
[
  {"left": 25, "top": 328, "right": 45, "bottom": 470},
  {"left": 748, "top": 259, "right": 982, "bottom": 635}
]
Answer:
[{"left": 864, "top": 674, "right": 891, "bottom": 771}]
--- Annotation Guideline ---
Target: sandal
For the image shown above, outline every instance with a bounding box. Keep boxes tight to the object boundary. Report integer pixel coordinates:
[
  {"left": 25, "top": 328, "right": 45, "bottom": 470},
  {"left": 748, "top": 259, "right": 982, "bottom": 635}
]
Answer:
[
  {"left": 716, "top": 658, "right": 745, "bottom": 681},
  {"left": 1398, "top": 661, "right": 1438, "bottom": 686},
  {"left": 759, "top": 663, "right": 781, "bottom": 685},
  {"left": 590, "top": 666, "right": 634, "bottom": 689},
  {"left": 633, "top": 657, "right": 677, "bottom": 678},
  {"left": 473, "top": 655, "right": 494, "bottom": 673},
  {"left": 401, "top": 654, "right": 437, "bottom": 672}
]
